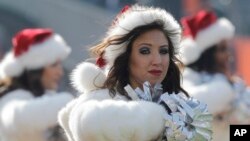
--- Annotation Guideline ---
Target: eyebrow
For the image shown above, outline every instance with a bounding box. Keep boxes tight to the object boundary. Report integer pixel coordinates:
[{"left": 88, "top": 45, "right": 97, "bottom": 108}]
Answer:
[
  {"left": 138, "top": 43, "right": 169, "bottom": 48},
  {"left": 160, "top": 45, "right": 169, "bottom": 48}
]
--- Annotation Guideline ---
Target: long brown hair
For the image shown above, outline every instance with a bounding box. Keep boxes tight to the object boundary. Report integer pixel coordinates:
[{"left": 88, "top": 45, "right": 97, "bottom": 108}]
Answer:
[
  {"left": 91, "top": 21, "right": 188, "bottom": 98},
  {"left": 0, "top": 69, "right": 45, "bottom": 98},
  {"left": 188, "top": 45, "right": 218, "bottom": 74}
]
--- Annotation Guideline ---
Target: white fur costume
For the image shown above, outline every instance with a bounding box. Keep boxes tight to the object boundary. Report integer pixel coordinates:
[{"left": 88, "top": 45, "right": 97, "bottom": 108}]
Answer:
[
  {"left": 59, "top": 62, "right": 166, "bottom": 141},
  {"left": 183, "top": 68, "right": 250, "bottom": 141},
  {"left": 0, "top": 89, "right": 73, "bottom": 141},
  {"left": 59, "top": 61, "right": 213, "bottom": 141}
]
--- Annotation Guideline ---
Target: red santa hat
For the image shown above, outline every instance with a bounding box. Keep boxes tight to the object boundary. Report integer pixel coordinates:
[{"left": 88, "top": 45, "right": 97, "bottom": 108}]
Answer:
[
  {"left": 96, "top": 5, "right": 181, "bottom": 68},
  {"left": 0, "top": 28, "right": 71, "bottom": 79},
  {"left": 180, "top": 10, "right": 235, "bottom": 65}
]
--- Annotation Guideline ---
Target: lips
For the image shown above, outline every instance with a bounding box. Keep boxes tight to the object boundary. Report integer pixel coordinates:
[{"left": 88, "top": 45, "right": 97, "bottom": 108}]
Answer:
[{"left": 148, "top": 70, "right": 162, "bottom": 76}]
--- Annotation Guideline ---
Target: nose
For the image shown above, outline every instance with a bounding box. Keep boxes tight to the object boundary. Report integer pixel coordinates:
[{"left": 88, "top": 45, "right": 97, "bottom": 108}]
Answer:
[
  {"left": 223, "top": 47, "right": 231, "bottom": 59},
  {"left": 152, "top": 52, "right": 162, "bottom": 66},
  {"left": 226, "top": 51, "right": 232, "bottom": 62},
  {"left": 57, "top": 64, "right": 64, "bottom": 77}
]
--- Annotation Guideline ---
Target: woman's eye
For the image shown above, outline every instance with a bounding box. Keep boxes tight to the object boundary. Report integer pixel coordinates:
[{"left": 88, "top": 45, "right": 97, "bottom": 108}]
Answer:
[
  {"left": 139, "top": 47, "right": 150, "bottom": 54},
  {"left": 159, "top": 48, "right": 169, "bottom": 54}
]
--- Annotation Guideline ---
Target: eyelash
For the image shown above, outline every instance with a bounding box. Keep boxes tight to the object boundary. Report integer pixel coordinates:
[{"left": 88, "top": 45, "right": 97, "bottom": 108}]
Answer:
[
  {"left": 139, "top": 47, "right": 169, "bottom": 55},
  {"left": 159, "top": 48, "right": 169, "bottom": 54},
  {"left": 139, "top": 47, "right": 150, "bottom": 54}
]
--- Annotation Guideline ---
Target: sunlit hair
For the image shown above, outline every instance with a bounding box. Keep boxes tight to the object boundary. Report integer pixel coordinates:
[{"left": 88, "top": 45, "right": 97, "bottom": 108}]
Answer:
[
  {"left": 91, "top": 21, "right": 188, "bottom": 99},
  {"left": 0, "top": 69, "right": 45, "bottom": 98}
]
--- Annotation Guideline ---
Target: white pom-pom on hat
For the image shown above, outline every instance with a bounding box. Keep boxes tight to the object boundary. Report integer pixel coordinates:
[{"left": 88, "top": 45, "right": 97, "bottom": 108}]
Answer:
[{"left": 71, "top": 62, "right": 106, "bottom": 93}]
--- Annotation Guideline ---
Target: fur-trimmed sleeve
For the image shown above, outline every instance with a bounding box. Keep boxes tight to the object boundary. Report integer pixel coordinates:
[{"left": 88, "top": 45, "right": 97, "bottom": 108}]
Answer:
[
  {"left": 58, "top": 89, "right": 113, "bottom": 141},
  {"left": 183, "top": 70, "right": 235, "bottom": 115},
  {"left": 0, "top": 89, "right": 73, "bottom": 134},
  {"left": 59, "top": 99, "right": 166, "bottom": 141}
]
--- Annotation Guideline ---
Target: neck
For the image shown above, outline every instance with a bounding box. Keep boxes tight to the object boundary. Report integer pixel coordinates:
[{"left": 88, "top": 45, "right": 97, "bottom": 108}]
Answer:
[{"left": 129, "top": 77, "right": 142, "bottom": 89}]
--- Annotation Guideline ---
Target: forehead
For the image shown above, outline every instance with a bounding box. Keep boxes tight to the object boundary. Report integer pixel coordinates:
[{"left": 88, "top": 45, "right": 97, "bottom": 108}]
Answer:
[{"left": 132, "top": 29, "right": 169, "bottom": 46}]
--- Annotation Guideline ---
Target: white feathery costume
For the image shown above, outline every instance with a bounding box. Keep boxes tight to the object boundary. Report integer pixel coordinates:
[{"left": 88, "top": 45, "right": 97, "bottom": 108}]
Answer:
[
  {"left": 180, "top": 10, "right": 250, "bottom": 141},
  {"left": 58, "top": 5, "right": 212, "bottom": 141},
  {"left": 0, "top": 28, "right": 73, "bottom": 141}
]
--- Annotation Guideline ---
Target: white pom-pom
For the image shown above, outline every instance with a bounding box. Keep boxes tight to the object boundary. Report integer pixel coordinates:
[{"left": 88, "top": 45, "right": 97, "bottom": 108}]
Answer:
[
  {"left": 71, "top": 62, "right": 106, "bottom": 93},
  {"left": 180, "top": 38, "right": 201, "bottom": 65},
  {"left": 0, "top": 53, "right": 24, "bottom": 79}
]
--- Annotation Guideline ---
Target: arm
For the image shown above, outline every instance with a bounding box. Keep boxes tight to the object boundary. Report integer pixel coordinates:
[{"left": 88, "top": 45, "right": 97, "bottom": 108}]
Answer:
[
  {"left": 58, "top": 98, "right": 77, "bottom": 141},
  {"left": 230, "top": 79, "right": 250, "bottom": 124},
  {"left": 58, "top": 90, "right": 166, "bottom": 141},
  {"left": 0, "top": 89, "right": 73, "bottom": 133},
  {"left": 58, "top": 89, "right": 114, "bottom": 141},
  {"left": 68, "top": 100, "right": 165, "bottom": 141},
  {"left": 183, "top": 74, "right": 235, "bottom": 115}
]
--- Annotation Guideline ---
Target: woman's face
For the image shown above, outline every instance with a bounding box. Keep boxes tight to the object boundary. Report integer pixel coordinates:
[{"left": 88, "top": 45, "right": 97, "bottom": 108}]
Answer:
[
  {"left": 41, "top": 60, "right": 64, "bottom": 90},
  {"left": 215, "top": 40, "right": 231, "bottom": 72},
  {"left": 129, "top": 29, "right": 170, "bottom": 88}
]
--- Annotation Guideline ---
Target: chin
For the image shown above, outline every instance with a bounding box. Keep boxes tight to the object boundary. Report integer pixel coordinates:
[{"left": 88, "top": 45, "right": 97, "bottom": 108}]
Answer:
[
  {"left": 149, "top": 81, "right": 161, "bottom": 86},
  {"left": 53, "top": 86, "right": 58, "bottom": 90},
  {"left": 48, "top": 84, "right": 58, "bottom": 90}
]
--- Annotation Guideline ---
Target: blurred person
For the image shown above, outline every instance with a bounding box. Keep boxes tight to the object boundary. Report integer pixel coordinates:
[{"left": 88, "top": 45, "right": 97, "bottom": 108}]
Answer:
[
  {"left": 180, "top": 10, "right": 250, "bottom": 141},
  {"left": 58, "top": 5, "right": 212, "bottom": 141},
  {"left": 0, "top": 28, "right": 74, "bottom": 141}
]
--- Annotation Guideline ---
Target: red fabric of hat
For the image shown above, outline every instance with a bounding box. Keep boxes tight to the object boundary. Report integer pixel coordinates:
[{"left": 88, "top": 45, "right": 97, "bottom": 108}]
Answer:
[
  {"left": 12, "top": 28, "right": 53, "bottom": 57},
  {"left": 181, "top": 10, "right": 217, "bottom": 38}
]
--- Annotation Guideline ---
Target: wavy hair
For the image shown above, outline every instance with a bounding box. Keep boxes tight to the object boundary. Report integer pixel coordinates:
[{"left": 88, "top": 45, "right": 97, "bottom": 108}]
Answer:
[{"left": 91, "top": 21, "right": 188, "bottom": 99}]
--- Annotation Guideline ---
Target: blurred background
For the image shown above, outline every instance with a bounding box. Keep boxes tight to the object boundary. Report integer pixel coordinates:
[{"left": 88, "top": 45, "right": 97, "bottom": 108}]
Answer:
[{"left": 0, "top": 0, "right": 249, "bottom": 92}]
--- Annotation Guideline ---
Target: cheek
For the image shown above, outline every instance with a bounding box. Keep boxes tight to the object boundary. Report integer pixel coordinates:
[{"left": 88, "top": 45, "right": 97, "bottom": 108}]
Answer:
[
  {"left": 162, "top": 56, "right": 170, "bottom": 72},
  {"left": 129, "top": 55, "right": 148, "bottom": 75},
  {"left": 216, "top": 52, "right": 227, "bottom": 63},
  {"left": 43, "top": 69, "right": 58, "bottom": 84},
  {"left": 41, "top": 73, "right": 48, "bottom": 89},
  {"left": 42, "top": 71, "right": 52, "bottom": 85},
  {"left": 42, "top": 70, "right": 59, "bottom": 89}
]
